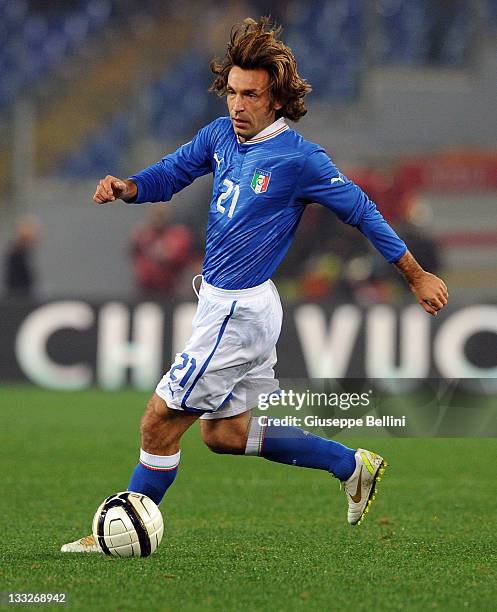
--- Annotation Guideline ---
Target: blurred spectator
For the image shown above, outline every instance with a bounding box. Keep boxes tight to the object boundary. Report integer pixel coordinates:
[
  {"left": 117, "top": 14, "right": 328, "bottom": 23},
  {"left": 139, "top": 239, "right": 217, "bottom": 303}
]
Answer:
[
  {"left": 395, "top": 221, "right": 441, "bottom": 275},
  {"left": 276, "top": 204, "right": 371, "bottom": 303},
  {"left": 427, "top": 0, "right": 467, "bottom": 66},
  {"left": 130, "top": 206, "right": 196, "bottom": 299},
  {"left": 396, "top": 192, "right": 441, "bottom": 274},
  {"left": 347, "top": 194, "right": 442, "bottom": 307},
  {"left": 299, "top": 251, "right": 344, "bottom": 301},
  {"left": 4, "top": 215, "right": 41, "bottom": 298},
  {"left": 344, "top": 256, "right": 400, "bottom": 307}
]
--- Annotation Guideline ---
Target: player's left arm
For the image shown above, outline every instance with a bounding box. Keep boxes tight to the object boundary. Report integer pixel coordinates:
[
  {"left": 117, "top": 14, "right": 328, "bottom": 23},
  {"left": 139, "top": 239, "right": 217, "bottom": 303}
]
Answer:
[
  {"left": 394, "top": 250, "right": 448, "bottom": 316},
  {"left": 354, "top": 193, "right": 449, "bottom": 315},
  {"left": 297, "top": 149, "right": 449, "bottom": 316}
]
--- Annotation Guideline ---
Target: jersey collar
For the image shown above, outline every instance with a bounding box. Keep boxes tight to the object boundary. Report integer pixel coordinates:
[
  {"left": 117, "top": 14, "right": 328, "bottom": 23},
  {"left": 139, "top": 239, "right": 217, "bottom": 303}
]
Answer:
[{"left": 237, "top": 117, "right": 289, "bottom": 145}]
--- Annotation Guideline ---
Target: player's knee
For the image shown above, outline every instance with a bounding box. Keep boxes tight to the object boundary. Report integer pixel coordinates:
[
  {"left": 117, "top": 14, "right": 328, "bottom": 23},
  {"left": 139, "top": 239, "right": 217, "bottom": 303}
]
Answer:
[
  {"left": 201, "top": 427, "right": 246, "bottom": 455},
  {"left": 147, "top": 394, "right": 168, "bottom": 418},
  {"left": 203, "top": 434, "right": 242, "bottom": 454},
  {"left": 140, "top": 408, "right": 163, "bottom": 449}
]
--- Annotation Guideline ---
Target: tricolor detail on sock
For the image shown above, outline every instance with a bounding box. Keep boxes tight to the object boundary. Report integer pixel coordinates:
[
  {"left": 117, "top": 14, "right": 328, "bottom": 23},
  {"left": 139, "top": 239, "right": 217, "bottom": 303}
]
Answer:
[
  {"left": 139, "top": 449, "right": 181, "bottom": 471},
  {"left": 245, "top": 417, "right": 267, "bottom": 456}
]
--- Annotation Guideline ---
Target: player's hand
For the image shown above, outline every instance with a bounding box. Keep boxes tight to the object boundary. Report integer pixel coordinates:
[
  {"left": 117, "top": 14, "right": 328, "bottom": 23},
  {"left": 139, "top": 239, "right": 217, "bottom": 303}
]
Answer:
[
  {"left": 409, "top": 272, "right": 448, "bottom": 316},
  {"left": 93, "top": 175, "right": 136, "bottom": 204}
]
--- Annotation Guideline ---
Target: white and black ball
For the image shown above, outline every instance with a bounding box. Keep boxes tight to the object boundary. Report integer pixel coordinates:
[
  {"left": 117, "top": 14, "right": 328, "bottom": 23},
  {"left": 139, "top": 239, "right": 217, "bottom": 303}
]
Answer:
[{"left": 92, "top": 491, "right": 163, "bottom": 557}]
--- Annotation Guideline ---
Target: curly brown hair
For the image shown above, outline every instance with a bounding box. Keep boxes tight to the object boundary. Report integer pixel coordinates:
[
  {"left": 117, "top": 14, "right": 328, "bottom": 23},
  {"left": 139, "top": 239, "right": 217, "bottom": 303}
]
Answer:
[{"left": 209, "top": 17, "right": 312, "bottom": 122}]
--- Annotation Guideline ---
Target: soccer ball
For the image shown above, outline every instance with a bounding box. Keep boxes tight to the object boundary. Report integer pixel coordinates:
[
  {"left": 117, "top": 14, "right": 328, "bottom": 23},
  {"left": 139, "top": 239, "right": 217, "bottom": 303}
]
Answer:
[{"left": 92, "top": 491, "right": 163, "bottom": 557}]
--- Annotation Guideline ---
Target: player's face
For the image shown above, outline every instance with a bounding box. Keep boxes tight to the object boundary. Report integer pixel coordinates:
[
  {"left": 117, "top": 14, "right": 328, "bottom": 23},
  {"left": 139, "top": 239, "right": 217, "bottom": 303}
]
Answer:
[{"left": 226, "top": 66, "right": 282, "bottom": 142}]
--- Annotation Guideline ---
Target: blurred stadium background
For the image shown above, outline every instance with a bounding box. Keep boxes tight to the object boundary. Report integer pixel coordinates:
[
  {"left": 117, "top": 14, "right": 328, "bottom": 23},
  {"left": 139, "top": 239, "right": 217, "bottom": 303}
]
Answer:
[
  {"left": 2, "top": 6, "right": 496, "bottom": 606},
  {"left": 0, "top": 0, "right": 496, "bottom": 387}
]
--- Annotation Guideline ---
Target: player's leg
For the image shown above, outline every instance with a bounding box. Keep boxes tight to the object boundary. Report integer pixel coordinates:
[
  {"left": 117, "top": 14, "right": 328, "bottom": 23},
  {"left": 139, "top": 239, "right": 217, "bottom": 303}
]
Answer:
[
  {"left": 201, "top": 408, "right": 355, "bottom": 479},
  {"left": 200, "top": 332, "right": 387, "bottom": 528},
  {"left": 197, "top": 277, "right": 385, "bottom": 523},
  {"left": 200, "top": 410, "right": 252, "bottom": 454},
  {"left": 127, "top": 393, "right": 199, "bottom": 506},
  {"left": 244, "top": 415, "right": 387, "bottom": 525},
  {"left": 63, "top": 279, "right": 226, "bottom": 553},
  {"left": 61, "top": 394, "right": 197, "bottom": 552},
  {"left": 201, "top": 410, "right": 386, "bottom": 525}
]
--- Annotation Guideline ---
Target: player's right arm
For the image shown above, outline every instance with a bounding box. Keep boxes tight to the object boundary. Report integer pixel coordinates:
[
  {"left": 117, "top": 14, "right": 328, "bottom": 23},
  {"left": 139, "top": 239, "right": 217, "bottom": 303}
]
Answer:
[
  {"left": 93, "top": 176, "right": 137, "bottom": 204},
  {"left": 92, "top": 119, "right": 219, "bottom": 205}
]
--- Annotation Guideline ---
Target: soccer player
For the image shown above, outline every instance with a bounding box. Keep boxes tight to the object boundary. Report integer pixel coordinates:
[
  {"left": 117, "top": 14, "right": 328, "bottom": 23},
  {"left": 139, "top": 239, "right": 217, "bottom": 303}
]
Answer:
[{"left": 62, "top": 17, "right": 448, "bottom": 552}]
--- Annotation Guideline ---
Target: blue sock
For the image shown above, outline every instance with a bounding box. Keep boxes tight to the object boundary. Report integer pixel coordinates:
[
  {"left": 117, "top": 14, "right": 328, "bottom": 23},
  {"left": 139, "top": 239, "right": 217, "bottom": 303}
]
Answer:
[
  {"left": 246, "top": 419, "right": 356, "bottom": 481},
  {"left": 128, "top": 449, "right": 181, "bottom": 506}
]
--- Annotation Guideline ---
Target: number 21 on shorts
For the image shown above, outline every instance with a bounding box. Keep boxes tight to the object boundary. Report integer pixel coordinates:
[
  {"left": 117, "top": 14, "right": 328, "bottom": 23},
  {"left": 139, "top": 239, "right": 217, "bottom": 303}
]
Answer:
[{"left": 169, "top": 352, "right": 197, "bottom": 388}]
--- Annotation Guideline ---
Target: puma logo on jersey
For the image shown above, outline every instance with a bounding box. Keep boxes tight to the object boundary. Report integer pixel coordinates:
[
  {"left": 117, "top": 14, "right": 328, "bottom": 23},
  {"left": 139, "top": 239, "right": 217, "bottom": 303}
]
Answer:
[
  {"left": 214, "top": 153, "right": 224, "bottom": 169},
  {"left": 330, "top": 176, "right": 345, "bottom": 185}
]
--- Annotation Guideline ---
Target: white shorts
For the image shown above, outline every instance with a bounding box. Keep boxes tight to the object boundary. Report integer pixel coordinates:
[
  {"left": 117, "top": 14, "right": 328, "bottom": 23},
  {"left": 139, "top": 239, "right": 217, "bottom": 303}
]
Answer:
[{"left": 156, "top": 278, "right": 282, "bottom": 420}]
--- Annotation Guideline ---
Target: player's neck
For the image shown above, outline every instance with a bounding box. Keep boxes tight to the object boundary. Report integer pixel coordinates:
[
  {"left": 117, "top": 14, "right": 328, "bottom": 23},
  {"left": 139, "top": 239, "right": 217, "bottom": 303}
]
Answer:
[{"left": 236, "top": 117, "right": 287, "bottom": 144}]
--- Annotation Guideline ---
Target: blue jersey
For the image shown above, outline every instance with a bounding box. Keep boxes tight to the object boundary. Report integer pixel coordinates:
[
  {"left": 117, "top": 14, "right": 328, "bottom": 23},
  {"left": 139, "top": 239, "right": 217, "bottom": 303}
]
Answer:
[{"left": 129, "top": 117, "right": 407, "bottom": 289}]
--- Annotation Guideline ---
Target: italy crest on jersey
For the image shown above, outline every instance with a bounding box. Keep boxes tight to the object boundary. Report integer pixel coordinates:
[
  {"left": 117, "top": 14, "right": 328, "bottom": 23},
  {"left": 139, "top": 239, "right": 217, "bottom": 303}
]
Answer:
[{"left": 251, "top": 168, "right": 271, "bottom": 194}]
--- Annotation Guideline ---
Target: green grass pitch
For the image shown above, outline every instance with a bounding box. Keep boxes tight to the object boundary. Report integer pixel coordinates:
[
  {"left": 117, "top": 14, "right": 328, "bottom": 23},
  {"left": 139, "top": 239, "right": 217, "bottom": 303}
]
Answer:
[{"left": 1, "top": 386, "right": 496, "bottom": 611}]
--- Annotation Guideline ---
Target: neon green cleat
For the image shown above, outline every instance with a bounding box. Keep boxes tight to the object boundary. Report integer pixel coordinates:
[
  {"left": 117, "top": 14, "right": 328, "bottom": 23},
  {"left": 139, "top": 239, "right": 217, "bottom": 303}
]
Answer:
[{"left": 341, "top": 448, "right": 388, "bottom": 525}]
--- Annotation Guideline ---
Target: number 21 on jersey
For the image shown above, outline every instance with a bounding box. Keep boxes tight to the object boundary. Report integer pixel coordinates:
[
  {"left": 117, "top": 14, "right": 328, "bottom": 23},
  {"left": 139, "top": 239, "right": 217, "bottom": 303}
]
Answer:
[{"left": 216, "top": 179, "right": 240, "bottom": 218}]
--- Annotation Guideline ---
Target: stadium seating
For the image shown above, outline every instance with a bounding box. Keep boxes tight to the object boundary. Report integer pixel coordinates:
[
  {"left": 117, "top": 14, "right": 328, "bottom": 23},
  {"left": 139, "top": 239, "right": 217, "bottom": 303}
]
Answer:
[
  {"left": 284, "top": 0, "right": 364, "bottom": 101},
  {"left": 58, "top": 111, "right": 132, "bottom": 178},
  {"left": 149, "top": 51, "right": 213, "bottom": 141},
  {"left": 57, "top": 50, "right": 214, "bottom": 177},
  {"left": 55, "top": 1, "right": 366, "bottom": 176},
  {"left": 17, "top": 0, "right": 490, "bottom": 177},
  {"left": 376, "top": 0, "right": 471, "bottom": 66},
  {"left": 0, "top": 0, "right": 114, "bottom": 110}
]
